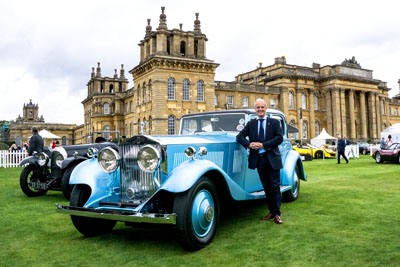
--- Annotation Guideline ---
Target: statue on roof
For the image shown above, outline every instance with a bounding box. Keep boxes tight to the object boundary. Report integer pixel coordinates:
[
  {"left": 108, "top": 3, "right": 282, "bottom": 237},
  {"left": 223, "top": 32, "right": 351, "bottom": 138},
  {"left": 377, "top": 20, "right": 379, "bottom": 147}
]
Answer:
[{"left": 341, "top": 56, "right": 361, "bottom": 68}]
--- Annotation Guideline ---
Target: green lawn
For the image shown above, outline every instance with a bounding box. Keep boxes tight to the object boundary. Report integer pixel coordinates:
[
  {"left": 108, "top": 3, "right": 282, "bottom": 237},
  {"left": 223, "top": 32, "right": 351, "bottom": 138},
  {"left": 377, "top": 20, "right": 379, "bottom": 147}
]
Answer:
[{"left": 0, "top": 156, "right": 399, "bottom": 266}]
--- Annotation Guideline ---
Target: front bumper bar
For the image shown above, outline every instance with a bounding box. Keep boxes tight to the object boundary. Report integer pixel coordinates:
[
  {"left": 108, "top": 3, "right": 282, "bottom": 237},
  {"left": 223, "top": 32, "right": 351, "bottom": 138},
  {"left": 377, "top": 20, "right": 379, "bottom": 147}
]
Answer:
[{"left": 55, "top": 204, "right": 176, "bottom": 225}]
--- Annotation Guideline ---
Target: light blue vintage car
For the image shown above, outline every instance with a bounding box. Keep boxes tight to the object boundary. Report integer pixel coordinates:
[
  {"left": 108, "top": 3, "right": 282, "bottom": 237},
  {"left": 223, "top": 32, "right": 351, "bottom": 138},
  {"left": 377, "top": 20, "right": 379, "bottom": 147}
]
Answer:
[{"left": 56, "top": 109, "right": 306, "bottom": 250}]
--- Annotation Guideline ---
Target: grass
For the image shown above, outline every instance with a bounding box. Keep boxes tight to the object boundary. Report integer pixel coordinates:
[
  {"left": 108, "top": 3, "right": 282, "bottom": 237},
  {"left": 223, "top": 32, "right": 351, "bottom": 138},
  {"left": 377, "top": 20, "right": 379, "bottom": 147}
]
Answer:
[{"left": 0, "top": 156, "right": 399, "bottom": 266}]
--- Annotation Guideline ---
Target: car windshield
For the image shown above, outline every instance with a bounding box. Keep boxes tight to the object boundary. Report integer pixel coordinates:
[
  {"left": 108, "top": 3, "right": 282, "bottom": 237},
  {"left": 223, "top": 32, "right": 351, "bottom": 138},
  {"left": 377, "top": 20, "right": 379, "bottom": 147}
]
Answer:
[
  {"left": 180, "top": 113, "right": 247, "bottom": 134},
  {"left": 386, "top": 143, "right": 398, "bottom": 150}
]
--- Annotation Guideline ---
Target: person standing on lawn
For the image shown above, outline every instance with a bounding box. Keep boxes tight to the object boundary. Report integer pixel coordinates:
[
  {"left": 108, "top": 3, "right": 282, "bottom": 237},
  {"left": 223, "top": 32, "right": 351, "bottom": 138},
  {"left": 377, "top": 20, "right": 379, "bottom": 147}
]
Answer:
[
  {"left": 337, "top": 134, "right": 348, "bottom": 164},
  {"left": 380, "top": 137, "right": 386, "bottom": 149},
  {"left": 236, "top": 98, "right": 284, "bottom": 224},
  {"left": 28, "top": 127, "right": 44, "bottom": 156}
]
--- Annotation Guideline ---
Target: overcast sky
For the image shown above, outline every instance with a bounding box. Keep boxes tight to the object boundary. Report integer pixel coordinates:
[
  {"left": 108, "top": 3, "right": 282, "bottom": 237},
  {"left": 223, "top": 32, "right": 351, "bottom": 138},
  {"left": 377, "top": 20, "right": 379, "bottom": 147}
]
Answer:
[{"left": 1, "top": 0, "right": 399, "bottom": 125}]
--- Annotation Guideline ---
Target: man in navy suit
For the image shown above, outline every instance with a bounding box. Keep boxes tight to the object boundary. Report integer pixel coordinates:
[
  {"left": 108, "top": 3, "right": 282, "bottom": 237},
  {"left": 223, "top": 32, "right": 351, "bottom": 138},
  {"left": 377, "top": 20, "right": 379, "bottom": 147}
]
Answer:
[{"left": 236, "top": 98, "right": 284, "bottom": 224}]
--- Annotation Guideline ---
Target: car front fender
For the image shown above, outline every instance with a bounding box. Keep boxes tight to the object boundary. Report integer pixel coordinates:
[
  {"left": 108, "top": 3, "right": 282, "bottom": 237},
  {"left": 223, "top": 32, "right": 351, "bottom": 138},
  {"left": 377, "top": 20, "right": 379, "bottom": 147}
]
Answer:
[
  {"left": 160, "top": 158, "right": 260, "bottom": 201},
  {"left": 281, "top": 150, "right": 307, "bottom": 185},
  {"left": 61, "top": 156, "right": 87, "bottom": 169},
  {"left": 19, "top": 156, "right": 37, "bottom": 167},
  {"left": 69, "top": 158, "right": 120, "bottom": 208}
]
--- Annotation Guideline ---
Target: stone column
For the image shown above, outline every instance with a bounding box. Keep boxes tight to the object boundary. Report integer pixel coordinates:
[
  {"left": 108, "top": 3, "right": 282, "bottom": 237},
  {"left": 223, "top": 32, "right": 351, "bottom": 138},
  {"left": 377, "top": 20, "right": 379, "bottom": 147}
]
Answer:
[
  {"left": 340, "top": 88, "right": 347, "bottom": 137},
  {"left": 385, "top": 98, "right": 390, "bottom": 128},
  {"left": 296, "top": 88, "right": 302, "bottom": 139},
  {"left": 349, "top": 89, "right": 356, "bottom": 139},
  {"left": 331, "top": 88, "right": 340, "bottom": 136},
  {"left": 308, "top": 88, "right": 315, "bottom": 138},
  {"left": 325, "top": 89, "right": 333, "bottom": 135},
  {"left": 280, "top": 87, "right": 289, "bottom": 117},
  {"left": 359, "top": 91, "right": 367, "bottom": 140},
  {"left": 368, "top": 92, "right": 377, "bottom": 139},
  {"left": 376, "top": 94, "right": 382, "bottom": 135}
]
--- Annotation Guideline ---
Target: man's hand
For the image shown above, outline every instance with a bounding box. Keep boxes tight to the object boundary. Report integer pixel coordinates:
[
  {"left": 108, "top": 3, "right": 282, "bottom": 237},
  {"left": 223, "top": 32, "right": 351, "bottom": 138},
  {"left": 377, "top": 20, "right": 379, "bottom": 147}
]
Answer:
[{"left": 249, "top": 142, "right": 263, "bottom": 150}]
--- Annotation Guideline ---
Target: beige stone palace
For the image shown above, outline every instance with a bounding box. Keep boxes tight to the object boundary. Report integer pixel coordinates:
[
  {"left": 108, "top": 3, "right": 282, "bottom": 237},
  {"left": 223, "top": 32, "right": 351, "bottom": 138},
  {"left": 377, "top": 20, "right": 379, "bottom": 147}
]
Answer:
[{"left": 77, "top": 7, "right": 400, "bottom": 143}]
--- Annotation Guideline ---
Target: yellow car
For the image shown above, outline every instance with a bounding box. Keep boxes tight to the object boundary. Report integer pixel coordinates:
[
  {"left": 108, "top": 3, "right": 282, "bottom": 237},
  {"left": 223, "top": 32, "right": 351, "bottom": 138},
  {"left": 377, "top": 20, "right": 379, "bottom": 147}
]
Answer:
[{"left": 293, "top": 144, "right": 335, "bottom": 159}]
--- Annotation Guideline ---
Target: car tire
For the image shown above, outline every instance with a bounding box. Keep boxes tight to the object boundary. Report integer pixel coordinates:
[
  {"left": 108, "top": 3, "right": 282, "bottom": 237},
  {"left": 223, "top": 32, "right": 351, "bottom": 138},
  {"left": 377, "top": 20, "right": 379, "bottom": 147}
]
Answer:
[
  {"left": 61, "top": 164, "right": 77, "bottom": 201},
  {"left": 315, "top": 151, "right": 323, "bottom": 159},
  {"left": 20, "top": 164, "right": 48, "bottom": 197},
  {"left": 173, "top": 176, "right": 219, "bottom": 250},
  {"left": 282, "top": 163, "right": 300, "bottom": 202},
  {"left": 70, "top": 185, "right": 116, "bottom": 237},
  {"left": 375, "top": 152, "right": 383, "bottom": 163}
]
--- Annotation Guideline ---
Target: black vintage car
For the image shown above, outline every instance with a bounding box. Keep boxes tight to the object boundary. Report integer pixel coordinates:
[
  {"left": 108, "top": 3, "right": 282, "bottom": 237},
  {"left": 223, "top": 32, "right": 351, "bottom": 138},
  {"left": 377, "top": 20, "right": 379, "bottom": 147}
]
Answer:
[{"left": 19, "top": 132, "right": 119, "bottom": 200}]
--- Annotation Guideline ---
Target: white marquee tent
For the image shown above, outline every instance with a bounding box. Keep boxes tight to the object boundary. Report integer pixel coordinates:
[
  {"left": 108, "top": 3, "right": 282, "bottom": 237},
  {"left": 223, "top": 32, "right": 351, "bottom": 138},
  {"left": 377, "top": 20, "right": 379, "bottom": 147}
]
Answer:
[
  {"left": 380, "top": 123, "right": 400, "bottom": 143},
  {"left": 29, "top": 129, "right": 60, "bottom": 139},
  {"left": 310, "top": 128, "right": 337, "bottom": 147}
]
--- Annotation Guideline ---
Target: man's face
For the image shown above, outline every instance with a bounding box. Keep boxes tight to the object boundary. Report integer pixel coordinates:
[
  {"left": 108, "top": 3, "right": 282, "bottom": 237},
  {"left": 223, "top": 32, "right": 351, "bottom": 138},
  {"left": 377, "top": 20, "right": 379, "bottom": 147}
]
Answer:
[{"left": 255, "top": 101, "right": 266, "bottom": 118}]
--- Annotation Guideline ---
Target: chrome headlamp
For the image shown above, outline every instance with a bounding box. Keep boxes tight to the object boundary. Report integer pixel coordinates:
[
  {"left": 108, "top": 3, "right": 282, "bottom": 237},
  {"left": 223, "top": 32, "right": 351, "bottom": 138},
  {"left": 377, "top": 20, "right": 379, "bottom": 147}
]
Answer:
[
  {"left": 37, "top": 152, "right": 49, "bottom": 167},
  {"left": 87, "top": 147, "right": 98, "bottom": 158},
  {"left": 98, "top": 147, "right": 120, "bottom": 173},
  {"left": 137, "top": 145, "right": 160, "bottom": 173},
  {"left": 55, "top": 153, "right": 65, "bottom": 168},
  {"left": 52, "top": 147, "right": 67, "bottom": 168},
  {"left": 184, "top": 146, "right": 196, "bottom": 158}
]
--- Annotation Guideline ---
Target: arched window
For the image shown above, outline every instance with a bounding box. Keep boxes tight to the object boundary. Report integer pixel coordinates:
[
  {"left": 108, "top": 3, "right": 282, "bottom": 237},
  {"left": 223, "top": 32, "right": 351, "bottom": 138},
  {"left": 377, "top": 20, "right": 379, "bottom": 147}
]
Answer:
[
  {"left": 143, "top": 82, "right": 146, "bottom": 104},
  {"left": 168, "top": 115, "right": 175, "bottom": 135},
  {"left": 137, "top": 85, "right": 141, "bottom": 105},
  {"left": 15, "top": 136, "right": 21, "bottom": 146},
  {"left": 62, "top": 136, "right": 67, "bottom": 146},
  {"left": 149, "top": 80, "right": 152, "bottom": 101},
  {"left": 149, "top": 116, "right": 153, "bottom": 135},
  {"left": 194, "top": 40, "right": 198, "bottom": 58},
  {"left": 168, "top": 78, "right": 175, "bottom": 100},
  {"left": 100, "top": 82, "right": 104, "bottom": 93},
  {"left": 180, "top": 41, "right": 186, "bottom": 56},
  {"left": 301, "top": 92, "right": 307, "bottom": 109},
  {"left": 109, "top": 84, "right": 114, "bottom": 93},
  {"left": 104, "top": 103, "right": 109, "bottom": 114},
  {"left": 314, "top": 93, "right": 318, "bottom": 110},
  {"left": 303, "top": 121, "right": 308, "bottom": 139},
  {"left": 183, "top": 79, "right": 190, "bottom": 101},
  {"left": 289, "top": 91, "right": 294, "bottom": 108},
  {"left": 143, "top": 117, "right": 147, "bottom": 134},
  {"left": 197, "top": 80, "right": 204, "bottom": 102},
  {"left": 167, "top": 39, "right": 170, "bottom": 55},
  {"left": 315, "top": 120, "right": 320, "bottom": 136}
]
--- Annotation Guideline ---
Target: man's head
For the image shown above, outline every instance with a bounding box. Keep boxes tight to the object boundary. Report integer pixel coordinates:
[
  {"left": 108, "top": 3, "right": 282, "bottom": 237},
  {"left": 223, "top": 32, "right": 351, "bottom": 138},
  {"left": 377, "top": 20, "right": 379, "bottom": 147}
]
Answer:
[
  {"left": 382, "top": 137, "right": 385, "bottom": 140},
  {"left": 254, "top": 98, "right": 267, "bottom": 118},
  {"left": 31, "top": 127, "right": 38, "bottom": 134},
  {"left": 337, "top": 134, "right": 342, "bottom": 140}
]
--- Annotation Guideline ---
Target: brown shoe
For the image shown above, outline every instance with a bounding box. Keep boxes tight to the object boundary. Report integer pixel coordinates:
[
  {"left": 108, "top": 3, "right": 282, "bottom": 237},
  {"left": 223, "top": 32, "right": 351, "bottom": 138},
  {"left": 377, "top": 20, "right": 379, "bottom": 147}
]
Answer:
[
  {"left": 274, "top": 215, "right": 283, "bottom": 224},
  {"left": 260, "top": 213, "right": 274, "bottom": 221}
]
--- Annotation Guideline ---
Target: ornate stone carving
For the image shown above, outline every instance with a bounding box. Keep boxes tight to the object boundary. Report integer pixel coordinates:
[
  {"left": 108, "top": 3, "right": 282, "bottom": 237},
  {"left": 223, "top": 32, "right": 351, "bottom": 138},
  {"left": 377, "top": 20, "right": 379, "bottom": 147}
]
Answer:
[{"left": 341, "top": 56, "right": 361, "bottom": 69}]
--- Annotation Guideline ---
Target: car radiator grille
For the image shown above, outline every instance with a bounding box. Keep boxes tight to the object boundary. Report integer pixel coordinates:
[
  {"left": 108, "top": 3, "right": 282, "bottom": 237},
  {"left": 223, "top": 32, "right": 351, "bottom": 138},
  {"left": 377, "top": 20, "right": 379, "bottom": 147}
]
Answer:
[{"left": 120, "top": 144, "right": 161, "bottom": 205}]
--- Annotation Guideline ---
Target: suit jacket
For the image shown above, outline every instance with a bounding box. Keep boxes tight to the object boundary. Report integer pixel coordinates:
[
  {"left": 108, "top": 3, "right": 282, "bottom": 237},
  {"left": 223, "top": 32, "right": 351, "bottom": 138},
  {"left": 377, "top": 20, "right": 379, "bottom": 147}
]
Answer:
[
  {"left": 337, "top": 139, "right": 347, "bottom": 152},
  {"left": 29, "top": 133, "right": 44, "bottom": 156},
  {"left": 236, "top": 117, "right": 283, "bottom": 170}
]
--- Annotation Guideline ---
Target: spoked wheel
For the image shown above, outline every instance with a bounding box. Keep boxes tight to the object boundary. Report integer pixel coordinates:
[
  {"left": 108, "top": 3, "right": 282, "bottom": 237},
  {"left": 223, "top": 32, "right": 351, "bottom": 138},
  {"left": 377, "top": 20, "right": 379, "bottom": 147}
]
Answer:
[
  {"left": 315, "top": 151, "right": 323, "bottom": 159},
  {"left": 375, "top": 153, "right": 383, "bottom": 163},
  {"left": 70, "top": 185, "right": 116, "bottom": 237},
  {"left": 173, "top": 176, "right": 219, "bottom": 250},
  {"left": 20, "top": 164, "right": 48, "bottom": 197},
  {"left": 282, "top": 163, "right": 300, "bottom": 202}
]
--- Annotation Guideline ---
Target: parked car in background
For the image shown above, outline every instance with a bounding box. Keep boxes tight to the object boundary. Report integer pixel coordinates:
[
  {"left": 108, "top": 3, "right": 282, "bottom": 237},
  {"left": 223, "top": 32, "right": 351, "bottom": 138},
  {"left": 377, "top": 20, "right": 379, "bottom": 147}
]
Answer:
[
  {"left": 358, "top": 142, "right": 370, "bottom": 155},
  {"left": 56, "top": 109, "right": 307, "bottom": 250},
  {"left": 293, "top": 144, "right": 335, "bottom": 159},
  {"left": 19, "top": 132, "right": 119, "bottom": 200},
  {"left": 372, "top": 143, "right": 400, "bottom": 164}
]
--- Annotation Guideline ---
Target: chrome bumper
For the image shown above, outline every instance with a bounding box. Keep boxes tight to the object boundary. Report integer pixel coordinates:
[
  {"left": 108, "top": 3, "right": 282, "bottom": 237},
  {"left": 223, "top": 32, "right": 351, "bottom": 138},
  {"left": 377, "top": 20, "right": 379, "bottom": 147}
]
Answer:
[{"left": 55, "top": 204, "right": 176, "bottom": 225}]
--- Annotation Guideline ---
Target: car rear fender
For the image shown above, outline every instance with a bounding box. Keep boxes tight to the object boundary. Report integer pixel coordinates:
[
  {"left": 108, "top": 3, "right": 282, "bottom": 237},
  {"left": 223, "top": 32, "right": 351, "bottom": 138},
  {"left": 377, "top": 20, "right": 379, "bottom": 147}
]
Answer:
[
  {"left": 281, "top": 150, "right": 307, "bottom": 185},
  {"left": 160, "top": 158, "right": 258, "bottom": 201}
]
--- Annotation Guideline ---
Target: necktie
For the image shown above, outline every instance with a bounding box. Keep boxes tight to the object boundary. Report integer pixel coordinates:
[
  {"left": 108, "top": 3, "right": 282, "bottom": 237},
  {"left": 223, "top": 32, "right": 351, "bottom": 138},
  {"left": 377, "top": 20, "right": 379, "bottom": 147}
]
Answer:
[{"left": 259, "top": 119, "right": 265, "bottom": 143}]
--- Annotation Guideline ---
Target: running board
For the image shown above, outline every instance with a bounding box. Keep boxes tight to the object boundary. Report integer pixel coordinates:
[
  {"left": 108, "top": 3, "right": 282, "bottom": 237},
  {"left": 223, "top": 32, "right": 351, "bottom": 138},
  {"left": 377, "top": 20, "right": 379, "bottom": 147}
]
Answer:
[{"left": 250, "top": 185, "right": 292, "bottom": 196}]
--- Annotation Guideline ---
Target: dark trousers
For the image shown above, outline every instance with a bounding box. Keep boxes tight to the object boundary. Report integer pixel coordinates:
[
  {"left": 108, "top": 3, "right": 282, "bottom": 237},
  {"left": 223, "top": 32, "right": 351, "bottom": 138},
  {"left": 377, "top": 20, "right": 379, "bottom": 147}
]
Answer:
[
  {"left": 256, "top": 154, "right": 281, "bottom": 216},
  {"left": 337, "top": 150, "right": 348, "bottom": 164}
]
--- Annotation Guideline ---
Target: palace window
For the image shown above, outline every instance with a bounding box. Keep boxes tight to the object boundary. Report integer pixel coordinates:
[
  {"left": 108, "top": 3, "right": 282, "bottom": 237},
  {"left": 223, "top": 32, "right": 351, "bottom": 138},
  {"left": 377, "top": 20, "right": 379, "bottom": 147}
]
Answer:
[
  {"left": 382, "top": 102, "right": 385, "bottom": 115},
  {"left": 180, "top": 41, "right": 186, "bottom": 56},
  {"left": 104, "top": 103, "right": 109, "bottom": 114},
  {"left": 289, "top": 91, "right": 294, "bottom": 108},
  {"left": 302, "top": 92, "right": 307, "bottom": 109},
  {"left": 103, "top": 126, "right": 110, "bottom": 140},
  {"left": 197, "top": 80, "right": 204, "bottom": 102},
  {"left": 242, "top": 96, "right": 248, "bottom": 107},
  {"left": 149, "top": 80, "right": 152, "bottom": 101},
  {"left": 130, "top": 122, "right": 133, "bottom": 137},
  {"left": 137, "top": 85, "right": 141, "bottom": 105},
  {"left": 183, "top": 79, "right": 190, "bottom": 101},
  {"left": 314, "top": 93, "right": 318, "bottom": 110},
  {"left": 227, "top": 96, "right": 234, "bottom": 107},
  {"left": 395, "top": 108, "right": 399, "bottom": 116},
  {"left": 168, "top": 115, "right": 175, "bottom": 135},
  {"left": 315, "top": 120, "right": 320, "bottom": 136},
  {"left": 168, "top": 78, "right": 175, "bottom": 100},
  {"left": 303, "top": 121, "right": 308, "bottom": 139},
  {"left": 129, "top": 101, "right": 133, "bottom": 112},
  {"left": 215, "top": 95, "right": 218, "bottom": 106},
  {"left": 149, "top": 116, "right": 152, "bottom": 135},
  {"left": 143, "top": 117, "right": 147, "bottom": 134},
  {"left": 143, "top": 83, "right": 146, "bottom": 104},
  {"left": 137, "top": 119, "right": 140, "bottom": 134},
  {"left": 62, "top": 136, "right": 67, "bottom": 146},
  {"left": 109, "top": 84, "right": 114, "bottom": 93},
  {"left": 270, "top": 98, "right": 276, "bottom": 109}
]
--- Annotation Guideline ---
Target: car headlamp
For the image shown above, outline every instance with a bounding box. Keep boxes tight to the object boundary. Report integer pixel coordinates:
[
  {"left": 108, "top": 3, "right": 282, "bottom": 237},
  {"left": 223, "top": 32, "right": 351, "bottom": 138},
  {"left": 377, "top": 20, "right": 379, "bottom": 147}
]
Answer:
[
  {"left": 55, "top": 153, "right": 64, "bottom": 167},
  {"left": 184, "top": 146, "right": 196, "bottom": 158},
  {"left": 87, "top": 147, "right": 98, "bottom": 158},
  {"left": 137, "top": 145, "right": 160, "bottom": 173},
  {"left": 37, "top": 152, "right": 48, "bottom": 167},
  {"left": 98, "top": 147, "right": 120, "bottom": 173}
]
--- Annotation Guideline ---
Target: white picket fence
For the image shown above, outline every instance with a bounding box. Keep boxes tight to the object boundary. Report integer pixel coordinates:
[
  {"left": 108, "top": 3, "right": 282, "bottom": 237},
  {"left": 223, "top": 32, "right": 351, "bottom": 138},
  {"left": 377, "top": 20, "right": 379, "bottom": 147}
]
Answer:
[{"left": 0, "top": 150, "right": 29, "bottom": 168}]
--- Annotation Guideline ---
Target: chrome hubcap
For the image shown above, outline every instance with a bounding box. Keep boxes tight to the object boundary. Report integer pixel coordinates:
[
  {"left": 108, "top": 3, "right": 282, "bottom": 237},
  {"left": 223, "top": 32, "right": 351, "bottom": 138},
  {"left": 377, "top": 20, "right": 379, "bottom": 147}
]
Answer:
[{"left": 204, "top": 206, "right": 214, "bottom": 222}]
